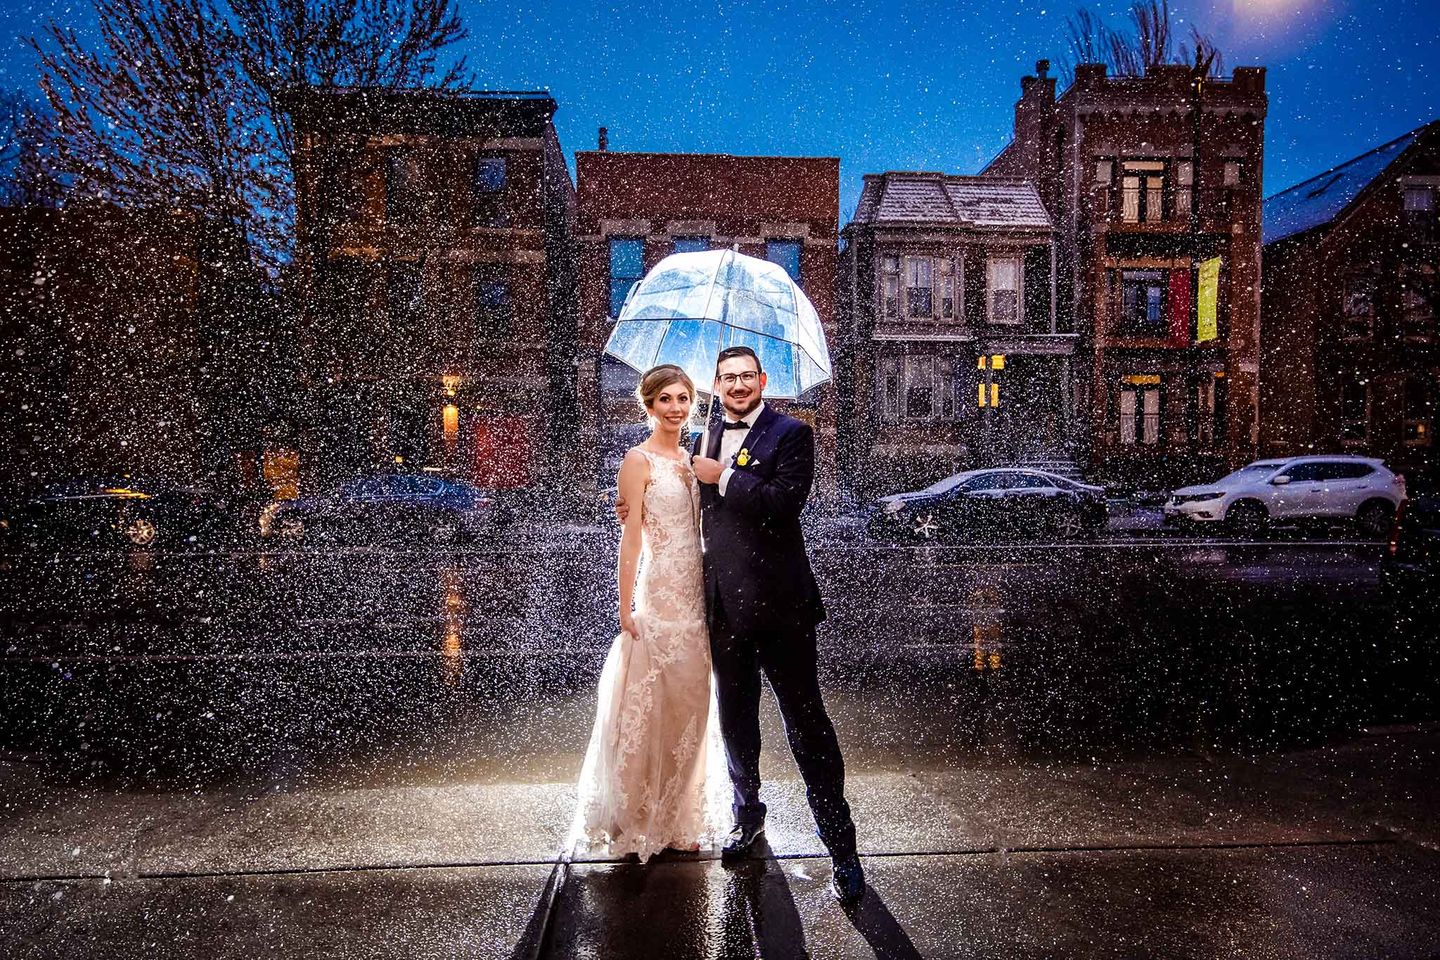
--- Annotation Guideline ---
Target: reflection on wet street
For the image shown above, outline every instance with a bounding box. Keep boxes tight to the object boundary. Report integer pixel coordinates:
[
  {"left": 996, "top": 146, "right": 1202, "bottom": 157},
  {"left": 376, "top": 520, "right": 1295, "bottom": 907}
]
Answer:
[{"left": 2, "top": 541, "right": 1432, "bottom": 793}]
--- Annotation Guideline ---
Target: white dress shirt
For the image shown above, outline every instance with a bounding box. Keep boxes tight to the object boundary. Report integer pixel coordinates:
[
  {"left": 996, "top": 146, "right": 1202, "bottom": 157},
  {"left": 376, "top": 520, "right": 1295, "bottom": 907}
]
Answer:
[{"left": 716, "top": 401, "right": 764, "bottom": 497}]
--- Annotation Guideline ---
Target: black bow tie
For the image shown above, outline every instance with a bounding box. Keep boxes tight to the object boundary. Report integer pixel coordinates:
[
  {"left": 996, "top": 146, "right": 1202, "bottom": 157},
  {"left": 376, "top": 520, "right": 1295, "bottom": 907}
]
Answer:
[{"left": 722, "top": 420, "right": 750, "bottom": 430}]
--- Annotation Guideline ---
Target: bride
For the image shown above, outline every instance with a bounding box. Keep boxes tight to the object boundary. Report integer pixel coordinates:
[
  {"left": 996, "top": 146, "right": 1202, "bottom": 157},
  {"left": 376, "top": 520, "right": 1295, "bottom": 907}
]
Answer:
[{"left": 575, "top": 363, "right": 714, "bottom": 859}]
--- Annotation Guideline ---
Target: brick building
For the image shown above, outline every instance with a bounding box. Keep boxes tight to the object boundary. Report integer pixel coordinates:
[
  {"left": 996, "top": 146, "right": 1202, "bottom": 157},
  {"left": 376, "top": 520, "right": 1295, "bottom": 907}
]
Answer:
[
  {"left": 836, "top": 172, "right": 1074, "bottom": 494},
  {"left": 1261, "top": 121, "right": 1440, "bottom": 476},
  {"left": 985, "top": 61, "right": 1268, "bottom": 487},
  {"left": 575, "top": 146, "right": 840, "bottom": 491},
  {"left": 287, "top": 88, "right": 577, "bottom": 490},
  {"left": 0, "top": 205, "right": 206, "bottom": 492}
]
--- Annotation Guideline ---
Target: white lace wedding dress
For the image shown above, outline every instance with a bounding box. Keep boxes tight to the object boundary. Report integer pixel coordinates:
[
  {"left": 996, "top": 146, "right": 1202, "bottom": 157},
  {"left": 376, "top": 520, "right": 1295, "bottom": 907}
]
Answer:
[{"left": 574, "top": 446, "right": 716, "bottom": 859}]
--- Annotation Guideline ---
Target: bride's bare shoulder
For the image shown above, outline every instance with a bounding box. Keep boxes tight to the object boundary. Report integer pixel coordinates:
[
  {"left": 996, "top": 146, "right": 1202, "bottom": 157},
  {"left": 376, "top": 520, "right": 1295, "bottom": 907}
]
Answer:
[{"left": 619, "top": 446, "right": 651, "bottom": 479}]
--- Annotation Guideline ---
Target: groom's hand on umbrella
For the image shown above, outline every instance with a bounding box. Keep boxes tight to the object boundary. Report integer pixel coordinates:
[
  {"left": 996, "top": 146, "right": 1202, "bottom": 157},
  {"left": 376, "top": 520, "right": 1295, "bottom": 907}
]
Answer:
[
  {"left": 614, "top": 495, "right": 629, "bottom": 524},
  {"left": 692, "top": 457, "right": 724, "bottom": 485}
]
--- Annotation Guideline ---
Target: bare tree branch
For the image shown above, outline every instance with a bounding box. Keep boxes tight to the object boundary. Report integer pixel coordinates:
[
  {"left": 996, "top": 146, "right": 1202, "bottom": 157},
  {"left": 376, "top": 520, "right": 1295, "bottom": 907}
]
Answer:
[
  {"left": 26, "top": 0, "right": 474, "bottom": 265},
  {"left": 1063, "top": 1, "right": 1223, "bottom": 84}
]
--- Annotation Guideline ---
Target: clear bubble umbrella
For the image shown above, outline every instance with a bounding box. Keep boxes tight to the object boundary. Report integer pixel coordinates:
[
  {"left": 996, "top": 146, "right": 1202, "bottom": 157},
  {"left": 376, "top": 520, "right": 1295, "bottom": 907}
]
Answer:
[{"left": 602, "top": 248, "right": 832, "bottom": 455}]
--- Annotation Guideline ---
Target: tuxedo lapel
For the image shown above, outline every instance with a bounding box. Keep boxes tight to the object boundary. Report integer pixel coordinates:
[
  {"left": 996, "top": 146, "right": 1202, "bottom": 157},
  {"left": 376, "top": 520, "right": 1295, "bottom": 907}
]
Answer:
[{"left": 734, "top": 404, "right": 780, "bottom": 463}]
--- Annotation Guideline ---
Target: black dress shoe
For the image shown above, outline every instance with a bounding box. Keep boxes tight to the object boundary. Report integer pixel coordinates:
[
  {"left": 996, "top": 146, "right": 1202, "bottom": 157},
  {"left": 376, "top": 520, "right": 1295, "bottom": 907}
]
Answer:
[
  {"left": 830, "top": 855, "right": 865, "bottom": 906},
  {"left": 720, "top": 822, "right": 765, "bottom": 861}
]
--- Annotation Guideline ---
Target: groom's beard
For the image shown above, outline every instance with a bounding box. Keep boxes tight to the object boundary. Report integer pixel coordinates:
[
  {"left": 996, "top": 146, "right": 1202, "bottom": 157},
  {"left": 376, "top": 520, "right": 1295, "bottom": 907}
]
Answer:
[{"left": 723, "top": 393, "right": 762, "bottom": 419}]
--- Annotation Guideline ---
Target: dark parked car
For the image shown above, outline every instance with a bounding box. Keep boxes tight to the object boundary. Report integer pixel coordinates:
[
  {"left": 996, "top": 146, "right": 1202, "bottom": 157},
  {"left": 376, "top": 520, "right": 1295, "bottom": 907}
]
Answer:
[
  {"left": 1, "top": 478, "right": 258, "bottom": 550},
  {"left": 1381, "top": 476, "right": 1439, "bottom": 606},
  {"left": 261, "top": 473, "right": 512, "bottom": 546},
  {"left": 868, "top": 468, "right": 1108, "bottom": 543}
]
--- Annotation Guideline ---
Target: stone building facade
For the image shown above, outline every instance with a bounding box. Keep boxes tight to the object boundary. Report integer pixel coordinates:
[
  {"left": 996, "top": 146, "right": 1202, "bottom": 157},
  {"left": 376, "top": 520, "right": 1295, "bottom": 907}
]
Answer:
[
  {"left": 287, "top": 88, "right": 577, "bottom": 491},
  {"left": 1262, "top": 121, "right": 1440, "bottom": 477},
  {"left": 836, "top": 173, "right": 1074, "bottom": 494},
  {"left": 575, "top": 147, "right": 840, "bottom": 491},
  {"left": 985, "top": 61, "right": 1268, "bottom": 487}
]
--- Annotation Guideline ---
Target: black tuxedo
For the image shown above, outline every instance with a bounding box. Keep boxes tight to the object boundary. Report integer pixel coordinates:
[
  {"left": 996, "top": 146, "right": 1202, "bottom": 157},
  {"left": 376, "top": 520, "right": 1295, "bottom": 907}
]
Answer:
[
  {"left": 693, "top": 404, "right": 855, "bottom": 859},
  {"left": 693, "top": 405, "right": 826, "bottom": 635}
]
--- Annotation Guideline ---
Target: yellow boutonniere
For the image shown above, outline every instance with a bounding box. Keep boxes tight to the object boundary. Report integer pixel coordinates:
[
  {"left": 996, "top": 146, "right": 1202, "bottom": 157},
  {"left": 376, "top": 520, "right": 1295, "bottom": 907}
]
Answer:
[{"left": 736, "top": 448, "right": 751, "bottom": 467}]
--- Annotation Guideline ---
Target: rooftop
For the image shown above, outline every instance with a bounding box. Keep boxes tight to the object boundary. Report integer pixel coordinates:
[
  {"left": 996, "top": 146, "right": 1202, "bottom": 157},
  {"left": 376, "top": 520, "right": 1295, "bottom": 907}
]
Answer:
[
  {"left": 849, "top": 173, "right": 1051, "bottom": 231},
  {"left": 1263, "top": 121, "right": 1435, "bottom": 244}
]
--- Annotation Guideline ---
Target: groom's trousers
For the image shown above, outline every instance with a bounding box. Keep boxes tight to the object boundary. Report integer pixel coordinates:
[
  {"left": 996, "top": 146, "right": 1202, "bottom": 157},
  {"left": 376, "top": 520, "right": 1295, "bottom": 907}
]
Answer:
[{"left": 710, "top": 608, "right": 857, "bottom": 860}]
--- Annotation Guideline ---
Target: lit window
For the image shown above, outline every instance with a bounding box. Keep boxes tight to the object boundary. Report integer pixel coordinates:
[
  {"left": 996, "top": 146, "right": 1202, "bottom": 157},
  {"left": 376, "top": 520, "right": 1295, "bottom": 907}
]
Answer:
[
  {"left": 609, "top": 238, "right": 644, "bottom": 318},
  {"left": 1120, "top": 160, "right": 1165, "bottom": 222},
  {"left": 1176, "top": 161, "right": 1194, "bottom": 218},
  {"left": 1223, "top": 161, "right": 1242, "bottom": 187},
  {"left": 1119, "top": 381, "right": 1161, "bottom": 445},
  {"left": 1405, "top": 377, "right": 1433, "bottom": 447},
  {"left": 1095, "top": 160, "right": 1113, "bottom": 184}
]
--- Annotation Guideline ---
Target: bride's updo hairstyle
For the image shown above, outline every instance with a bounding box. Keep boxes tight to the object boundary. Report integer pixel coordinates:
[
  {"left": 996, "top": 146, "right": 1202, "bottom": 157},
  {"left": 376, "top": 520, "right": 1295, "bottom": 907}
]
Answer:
[{"left": 636, "top": 364, "right": 695, "bottom": 419}]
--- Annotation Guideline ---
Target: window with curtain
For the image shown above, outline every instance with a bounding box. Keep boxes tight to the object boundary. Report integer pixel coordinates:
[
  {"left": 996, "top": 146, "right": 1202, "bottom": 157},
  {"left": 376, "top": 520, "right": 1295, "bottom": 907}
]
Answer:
[
  {"left": 938, "top": 259, "right": 956, "bottom": 320},
  {"left": 881, "top": 254, "right": 900, "bottom": 318},
  {"left": 906, "top": 257, "right": 933, "bottom": 317},
  {"left": 1120, "top": 160, "right": 1165, "bottom": 222},
  {"left": 987, "top": 257, "right": 1021, "bottom": 325},
  {"left": 1119, "top": 383, "right": 1161, "bottom": 445}
]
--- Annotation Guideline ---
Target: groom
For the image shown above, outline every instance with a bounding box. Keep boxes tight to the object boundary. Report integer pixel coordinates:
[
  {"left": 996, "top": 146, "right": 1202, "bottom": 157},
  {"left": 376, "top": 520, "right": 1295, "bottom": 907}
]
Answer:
[{"left": 687, "top": 346, "right": 864, "bottom": 906}]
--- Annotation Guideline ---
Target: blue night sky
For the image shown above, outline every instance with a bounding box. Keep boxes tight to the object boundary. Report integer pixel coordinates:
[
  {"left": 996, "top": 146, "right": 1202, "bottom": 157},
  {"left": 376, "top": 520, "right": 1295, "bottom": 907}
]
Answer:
[{"left": 3, "top": 0, "right": 1438, "bottom": 221}]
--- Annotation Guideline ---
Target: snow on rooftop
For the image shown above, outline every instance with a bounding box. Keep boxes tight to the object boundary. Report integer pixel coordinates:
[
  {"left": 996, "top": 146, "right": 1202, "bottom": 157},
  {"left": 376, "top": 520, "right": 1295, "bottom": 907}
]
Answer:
[
  {"left": 1263, "top": 127, "right": 1424, "bottom": 244},
  {"left": 851, "top": 174, "right": 1051, "bottom": 230}
]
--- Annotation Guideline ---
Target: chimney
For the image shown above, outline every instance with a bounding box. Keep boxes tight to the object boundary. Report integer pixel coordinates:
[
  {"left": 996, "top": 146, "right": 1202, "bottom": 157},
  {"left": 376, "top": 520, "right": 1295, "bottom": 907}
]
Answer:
[{"left": 598, "top": 126, "right": 608, "bottom": 152}]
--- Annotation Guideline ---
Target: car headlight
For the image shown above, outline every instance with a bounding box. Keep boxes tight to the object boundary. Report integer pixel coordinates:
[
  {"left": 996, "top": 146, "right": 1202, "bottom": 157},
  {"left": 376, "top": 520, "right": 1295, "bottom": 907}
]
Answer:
[{"left": 1171, "top": 492, "right": 1224, "bottom": 505}]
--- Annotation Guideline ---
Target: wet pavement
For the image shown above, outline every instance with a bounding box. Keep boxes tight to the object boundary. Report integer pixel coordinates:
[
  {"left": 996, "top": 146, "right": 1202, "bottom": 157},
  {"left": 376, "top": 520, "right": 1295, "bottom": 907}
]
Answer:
[{"left": 1, "top": 539, "right": 1437, "bottom": 956}]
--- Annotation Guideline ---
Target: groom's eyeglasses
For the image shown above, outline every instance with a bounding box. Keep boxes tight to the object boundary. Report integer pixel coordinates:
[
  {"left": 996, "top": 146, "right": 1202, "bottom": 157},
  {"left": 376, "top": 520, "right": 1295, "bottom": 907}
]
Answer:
[{"left": 717, "top": 372, "right": 760, "bottom": 386}]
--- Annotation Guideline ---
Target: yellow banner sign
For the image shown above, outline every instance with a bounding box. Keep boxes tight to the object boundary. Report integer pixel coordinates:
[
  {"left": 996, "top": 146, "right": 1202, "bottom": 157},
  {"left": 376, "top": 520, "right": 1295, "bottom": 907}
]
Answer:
[{"left": 1197, "top": 257, "right": 1221, "bottom": 343}]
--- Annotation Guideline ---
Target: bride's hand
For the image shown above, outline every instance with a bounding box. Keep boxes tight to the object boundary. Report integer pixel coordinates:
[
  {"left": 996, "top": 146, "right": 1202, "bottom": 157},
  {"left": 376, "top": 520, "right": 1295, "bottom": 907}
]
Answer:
[{"left": 620, "top": 610, "right": 639, "bottom": 639}]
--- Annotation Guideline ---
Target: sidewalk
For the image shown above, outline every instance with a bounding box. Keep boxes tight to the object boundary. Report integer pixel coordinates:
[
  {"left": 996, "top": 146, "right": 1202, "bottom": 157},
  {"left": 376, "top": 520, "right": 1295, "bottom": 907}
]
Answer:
[{"left": 2, "top": 730, "right": 1437, "bottom": 958}]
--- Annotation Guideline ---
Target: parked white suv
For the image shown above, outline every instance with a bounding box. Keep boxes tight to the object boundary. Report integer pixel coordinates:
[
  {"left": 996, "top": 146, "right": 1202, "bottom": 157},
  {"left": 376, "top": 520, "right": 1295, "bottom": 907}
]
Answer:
[{"left": 1164, "top": 456, "right": 1405, "bottom": 538}]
